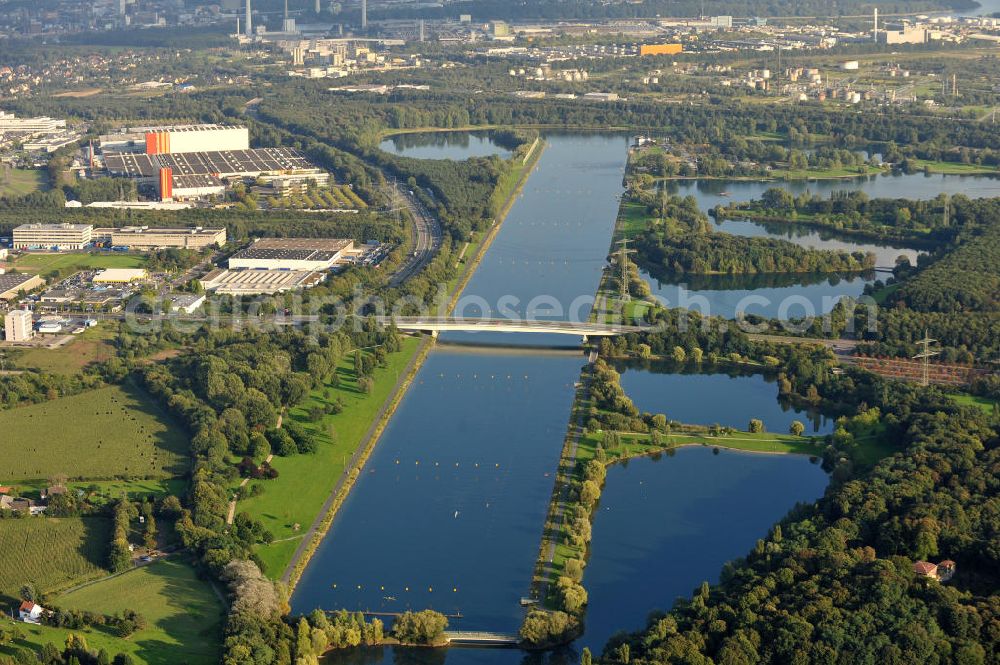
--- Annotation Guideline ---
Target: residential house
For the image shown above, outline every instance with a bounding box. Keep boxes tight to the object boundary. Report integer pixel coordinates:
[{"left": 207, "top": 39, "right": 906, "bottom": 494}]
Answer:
[
  {"left": 913, "top": 559, "right": 956, "bottom": 582},
  {"left": 18, "top": 601, "right": 44, "bottom": 624}
]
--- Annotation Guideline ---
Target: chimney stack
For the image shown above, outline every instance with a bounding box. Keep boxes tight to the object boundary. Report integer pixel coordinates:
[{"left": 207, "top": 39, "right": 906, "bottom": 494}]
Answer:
[{"left": 245, "top": 0, "right": 252, "bottom": 36}]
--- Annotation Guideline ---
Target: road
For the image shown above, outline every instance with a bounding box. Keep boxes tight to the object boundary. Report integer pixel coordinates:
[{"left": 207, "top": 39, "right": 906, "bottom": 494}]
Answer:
[{"left": 387, "top": 179, "right": 442, "bottom": 287}]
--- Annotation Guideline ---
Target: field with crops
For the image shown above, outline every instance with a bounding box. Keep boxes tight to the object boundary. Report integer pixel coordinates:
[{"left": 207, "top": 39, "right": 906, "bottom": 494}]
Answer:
[
  {"left": 0, "top": 517, "right": 111, "bottom": 602},
  {"left": 0, "top": 383, "right": 189, "bottom": 482}
]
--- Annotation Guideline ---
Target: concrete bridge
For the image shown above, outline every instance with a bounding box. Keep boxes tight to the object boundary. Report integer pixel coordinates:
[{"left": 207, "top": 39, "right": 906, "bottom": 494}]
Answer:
[
  {"left": 443, "top": 630, "right": 520, "bottom": 646},
  {"left": 377, "top": 316, "right": 651, "bottom": 339}
]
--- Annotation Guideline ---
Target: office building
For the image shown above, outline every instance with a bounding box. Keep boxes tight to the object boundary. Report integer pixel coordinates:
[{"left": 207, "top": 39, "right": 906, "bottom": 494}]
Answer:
[
  {"left": 4, "top": 309, "right": 33, "bottom": 341},
  {"left": 105, "top": 226, "right": 227, "bottom": 250},
  {"left": 13, "top": 224, "right": 93, "bottom": 250}
]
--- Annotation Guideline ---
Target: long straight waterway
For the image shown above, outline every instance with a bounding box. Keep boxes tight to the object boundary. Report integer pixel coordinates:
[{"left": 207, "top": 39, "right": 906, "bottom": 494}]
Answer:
[{"left": 303, "top": 133, "right": 833, "bottom": 665}]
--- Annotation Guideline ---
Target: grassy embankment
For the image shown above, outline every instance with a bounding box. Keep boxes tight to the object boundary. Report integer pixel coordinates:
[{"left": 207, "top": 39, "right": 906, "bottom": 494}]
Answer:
[
  {"left": 1, "top": 558, "right": 224, "bottom": 665},
  {"left": 251, "top": 138, "right": 546, "bottom": 583}
]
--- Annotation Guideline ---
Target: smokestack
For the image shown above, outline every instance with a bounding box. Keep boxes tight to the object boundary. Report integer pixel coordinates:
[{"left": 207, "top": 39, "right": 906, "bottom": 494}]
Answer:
[
  {"left": 284, "top": 0, "right": 288, "bottom": 20},
  {"left": 245, "top": 0, "right": 252, "bottom": 36},
  {"left": 315, "top": 0, "right": 320, "bottom": 13},
  {"left": 873, "top": 7, "right": 878, "bottom": 41},
  {"left": 361, "top": 0, "right": 367, "bottom": 31},
  {"left": 419, "top": 19, "right": 424, "bottom": 42}
]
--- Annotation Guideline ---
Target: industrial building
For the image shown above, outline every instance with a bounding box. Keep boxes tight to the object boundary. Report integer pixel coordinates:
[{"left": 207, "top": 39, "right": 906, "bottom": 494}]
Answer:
[
  {"left": 0, "top": 274, "right": 45, "bottom": 300},
  {"left": 99, "top": 124, "right": 250, "bottom": 154},
  {"left": 200, "top": 268, "right": 327, "bottom": 295},
  {"left": 92, "top": 268, "right": 148, "bottom": 284},
  {"left": 101, "top": 226, "right": 227, "bottom": 250},
  {"left": 13, "top": 224, "right": 93, "bottom": 250},
  {"left": 4, "top": 309, "right": 33, "bottom": 341},
  {"left": 227, "top": 238, "right": 354, "bottom": 271},
  {"left": 168, "top": 293, "right": 206, "bottom": 313},
  {"left": 104, "top": 148, "right": 328, "bottom": 188},
  {"left": 878, "top": 25, "right": 928, "bottom": 44},
  {"left": 639, "top": 43, "right": 683, "bottom": 56}
]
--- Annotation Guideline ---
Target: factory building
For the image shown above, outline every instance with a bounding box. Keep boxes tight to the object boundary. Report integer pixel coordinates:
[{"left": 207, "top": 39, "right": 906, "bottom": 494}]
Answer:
[
  {"left": 228, "top": 238, "right": 354, "bottom": 271},
  {"left": 13, "top": 224, "right": 93, "bottom": 250},
  {"left": 4, "top": 309, "right": 33, "bottom": 341},
  {"left": 99, "top": 124, "right": 250, "bottom": 154},
  {"left": 102, "top": 226, "right": 227, "bottom": 250},
  {"left": 878, "top": 25, "right": 928, "bottom": 44},
  {"left": 200, "top": 268, "right": 327, "bottom": 295},
  {"left": 104, "top": 147, "right": 326, "bottom": 185},
  {"left": 640, "top": 43, "right": 683, "bottom": 56},
  {"left": 0, "top": 274, "right": 45, "bottom": 300},
  {"left": 92, "top": 268, "right": 149, "bottom": 284},
  {"left": 157, "top": 169, "right": 225, "bottom": 201}
]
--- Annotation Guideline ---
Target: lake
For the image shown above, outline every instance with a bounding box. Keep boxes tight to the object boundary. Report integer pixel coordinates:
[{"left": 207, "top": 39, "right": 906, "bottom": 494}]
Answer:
[{"left": 379, "top": 131, "right": 513, "bottom": 160}]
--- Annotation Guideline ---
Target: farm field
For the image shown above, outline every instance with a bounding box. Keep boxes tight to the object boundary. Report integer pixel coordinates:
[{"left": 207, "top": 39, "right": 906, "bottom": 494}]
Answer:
[
  {"left": 239, "top": 336, "right": 421, "bottom": 576},
  {"left": 50, "top": 557, "right": 224, "bottom": 665},
  {"left": 0, "top": 517, "right": 110, "bottom": 602},
  {"left": 12, "top": 324, "right": 117, "bottom": 375},
  {"left": 0, "top": 383, "right": 189, "bottom": 482}
]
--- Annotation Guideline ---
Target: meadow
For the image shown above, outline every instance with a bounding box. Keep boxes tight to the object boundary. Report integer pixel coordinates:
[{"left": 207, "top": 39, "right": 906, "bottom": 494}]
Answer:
[
  {"left": 0, "top": 517, "right": 110, "bottom": 602},
  {"left": 49, "top": 557, "right": 224, "bottom": 665},
  {"left": 0, "top": 383, "right": 188, "bottom": 482},
  {"left": 12, "top": 252, "right": 146, "bottom": 280},
  {"left": 11, "top": 324, "right": 118, "bottom": 375},
  {"left": 0, "top": 168, "right": 46, "bottom": 197}
]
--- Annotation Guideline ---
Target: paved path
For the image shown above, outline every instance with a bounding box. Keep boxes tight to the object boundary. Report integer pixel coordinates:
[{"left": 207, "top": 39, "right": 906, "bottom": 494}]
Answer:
[
  {"left": 536, "top": 371, "right": 591, "bottom": 603},
  {"left": 227, "top": 453, "right": 274, "bottom": 526}
]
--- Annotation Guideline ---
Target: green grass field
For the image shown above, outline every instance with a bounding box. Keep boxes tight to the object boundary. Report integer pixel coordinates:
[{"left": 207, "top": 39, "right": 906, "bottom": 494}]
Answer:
[
  {"left": 0, "top": 168, "right": 46, "bottom": 197},
  {"left": 12, "top": 253, "right": 146, "bottom": 280},
  {"left": 239, "top": 337, "right": 421, "bottom": 576},
  {"left": 950, "top": 392, "right": 998, "bottom": 414},
  {"left": 11, "top": 324, "right": 117, "bottom": 375},
  {"left": 911, "top": 159, "right": 999, "bottom": 175},
  {"left": 0, "top": 383, "right": 189, "bottom": 482},
  {"left": 49, "top": 558, "right": 224, "bottom": 665},
  {"left": 0, "top": 517, "right": 111, "bottom": 602}
]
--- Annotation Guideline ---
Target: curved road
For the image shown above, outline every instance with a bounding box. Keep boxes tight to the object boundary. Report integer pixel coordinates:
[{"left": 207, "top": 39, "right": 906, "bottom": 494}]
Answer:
[{"left": 387, "top": 179, "right": 442, "bottom": 287}]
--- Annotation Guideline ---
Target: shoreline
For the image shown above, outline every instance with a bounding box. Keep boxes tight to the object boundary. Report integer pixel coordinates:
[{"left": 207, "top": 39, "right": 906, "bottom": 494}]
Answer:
[{"left": 282, "top": 138, "right": 547, "bottom": 594}]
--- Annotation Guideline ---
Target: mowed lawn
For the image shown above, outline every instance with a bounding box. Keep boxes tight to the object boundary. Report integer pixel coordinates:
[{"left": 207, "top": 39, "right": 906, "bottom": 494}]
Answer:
[
  {"left": 241, "top": 336, "right": 421, "bottom": 576},
  {"left": 51, "top": 558, "right": 224, "bottom": 665},
  {"left": 0, "top": 383, "right": 189, "bottom": 482},
  {"left": 0, "top": 517, "right": 111, "bottom": 602}
]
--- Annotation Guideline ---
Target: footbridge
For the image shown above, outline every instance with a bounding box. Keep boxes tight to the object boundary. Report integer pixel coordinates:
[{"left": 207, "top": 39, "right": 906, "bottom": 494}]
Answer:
[
  {"left": 377, "top": 316, "right": 651, "bottom": 339},
  {"left": 443, "top": 631, "right": 520, "bottom": 647}
]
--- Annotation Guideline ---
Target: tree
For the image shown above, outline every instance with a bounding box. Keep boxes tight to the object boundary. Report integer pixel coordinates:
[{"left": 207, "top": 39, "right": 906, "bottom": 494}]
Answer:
[
  {"left": 790, "top": 421, "right": 805, "bottom": 436},
  {"left": 672, "top": 346, "right": 687, "bottom": 362},
  {"left": 18, "top": 583, "right": 37, "bottom": 602},
  {"left": 748, "top": 419, "right": 765, "bottom": 433},
  {"left": 390, "top": 610, "right": 448, "bottom": 645}
]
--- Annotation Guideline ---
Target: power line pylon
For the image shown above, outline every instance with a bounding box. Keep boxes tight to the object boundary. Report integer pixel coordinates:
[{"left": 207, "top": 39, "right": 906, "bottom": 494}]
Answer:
[
  {"left": 913, "top": 329, "right": 939, "bottom": 387},
  {"left": 615, "top": 238, "right": 636, "bottom": 302}
]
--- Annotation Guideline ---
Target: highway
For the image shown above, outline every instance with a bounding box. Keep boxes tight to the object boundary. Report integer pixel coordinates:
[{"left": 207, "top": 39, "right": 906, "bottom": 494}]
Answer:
[{"left": 387, "top": 178, "right": 442, "bottom": 287}]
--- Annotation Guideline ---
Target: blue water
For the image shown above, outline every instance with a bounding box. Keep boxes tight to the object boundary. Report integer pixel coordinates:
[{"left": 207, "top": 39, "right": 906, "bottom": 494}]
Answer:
[
  {"left": 379, "top": 131, "right": 512, "bottom": 160},
  {"left": 310, "top": 134, "right": 832, "bottom": 665},
  {"left": 617, "top": 367, "right": 834, "bottom": 435}
]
